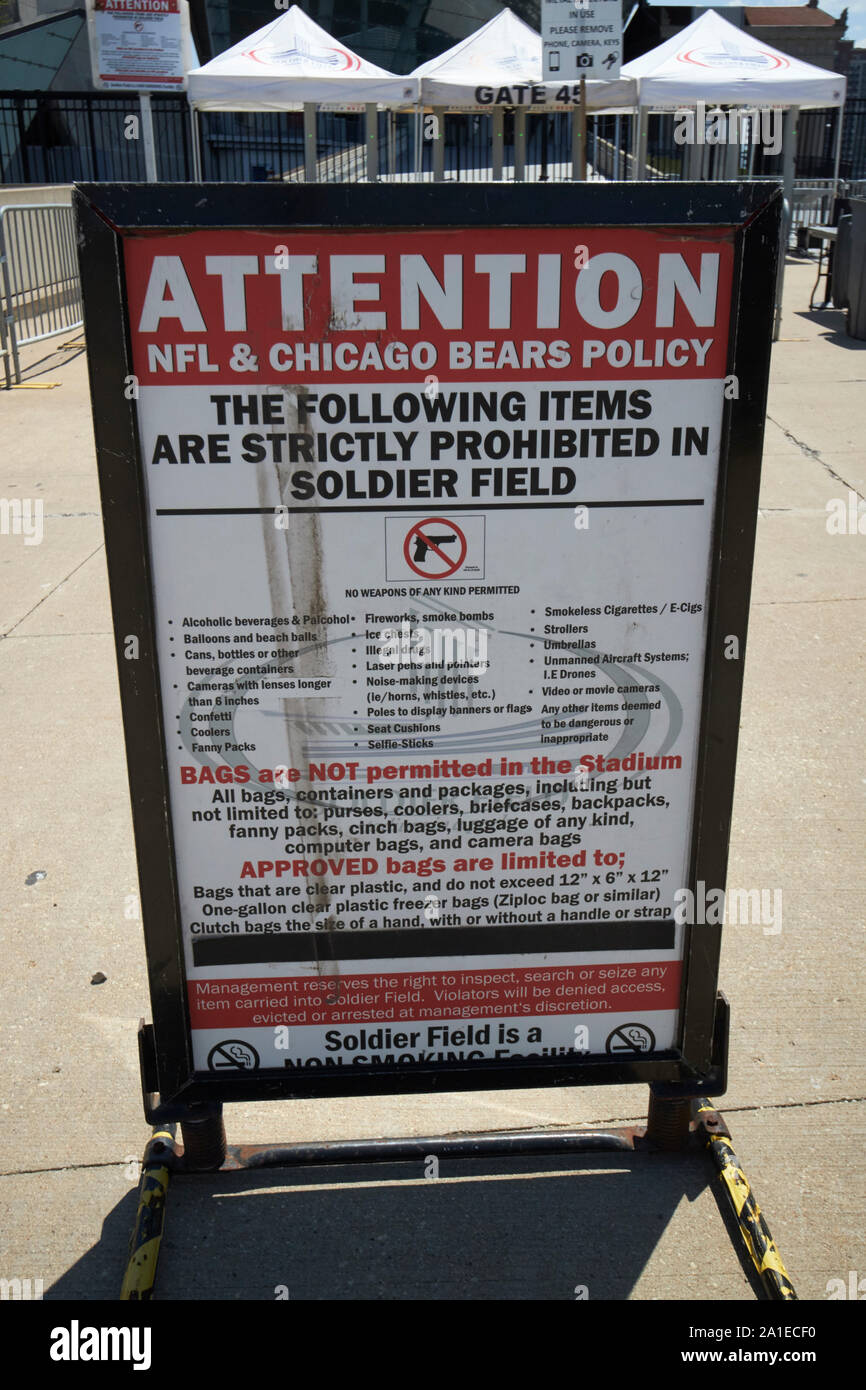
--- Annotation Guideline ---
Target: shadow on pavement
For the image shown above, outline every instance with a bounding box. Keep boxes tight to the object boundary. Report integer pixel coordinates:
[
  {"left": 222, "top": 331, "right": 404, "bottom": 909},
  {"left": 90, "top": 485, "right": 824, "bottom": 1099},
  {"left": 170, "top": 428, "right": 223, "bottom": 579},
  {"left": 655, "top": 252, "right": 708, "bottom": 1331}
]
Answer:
[
  {"left": 15, "top": 337, "right": 86, "bottom": 384},
  {"left": 792, "top": 306, "right": 866, "bottom": 350},
  {"left": 46, "top": 1148, "right": 764, "bottom": 1300},
  {"left": 42, "top": 1184, "right": 140, "bottom": 1301}
]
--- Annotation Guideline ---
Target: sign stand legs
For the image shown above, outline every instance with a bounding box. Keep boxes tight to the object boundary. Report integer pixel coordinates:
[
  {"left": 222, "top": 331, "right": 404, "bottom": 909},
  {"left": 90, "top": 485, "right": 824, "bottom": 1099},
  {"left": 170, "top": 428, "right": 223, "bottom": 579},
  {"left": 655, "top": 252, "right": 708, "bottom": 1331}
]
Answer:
[
  {"left": 122, "top": 1102, "right": 800, "bottom": 1301},
  {"left": 122, "top": 992, "right": 799, "bottom": 1300},
  {"left": 137, "top": 993, "right": 731, "bottom": 1170}
]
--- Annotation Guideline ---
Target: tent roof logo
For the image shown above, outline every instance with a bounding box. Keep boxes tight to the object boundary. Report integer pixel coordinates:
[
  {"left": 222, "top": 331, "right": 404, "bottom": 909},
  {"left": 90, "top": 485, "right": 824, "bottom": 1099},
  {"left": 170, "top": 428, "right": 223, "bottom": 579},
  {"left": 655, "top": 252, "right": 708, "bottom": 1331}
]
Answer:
[
  {"left": 678, "top": 45, "right": 788, "bottom": 70},
  {"left": 450, "top": 46, "right": 530, "bottom": 74},
  {"left": 245, "top": 39, "right": 361, "bottom": 71},
  {"left": 489, "top": 47, "right": 531, "bottom": 73}
]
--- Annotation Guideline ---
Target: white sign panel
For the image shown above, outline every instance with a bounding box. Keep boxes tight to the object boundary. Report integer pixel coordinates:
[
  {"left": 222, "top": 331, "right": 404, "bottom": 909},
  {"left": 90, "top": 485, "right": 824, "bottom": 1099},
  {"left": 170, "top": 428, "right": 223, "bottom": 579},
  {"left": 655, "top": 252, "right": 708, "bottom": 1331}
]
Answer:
[
  {"left": 119, "top": 223, "right": 736, "bottom": 1076},
  {"left": 541, "top": 0, "right": 622, "bottom": 81},
  {"left": 88, "top": 0, "right": 191, "bottom": 92}
]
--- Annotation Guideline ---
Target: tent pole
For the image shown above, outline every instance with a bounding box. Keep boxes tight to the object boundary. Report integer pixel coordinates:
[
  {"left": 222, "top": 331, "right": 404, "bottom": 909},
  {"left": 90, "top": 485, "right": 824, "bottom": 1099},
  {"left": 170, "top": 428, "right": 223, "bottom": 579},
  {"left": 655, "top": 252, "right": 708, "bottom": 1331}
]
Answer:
[
  {"left": 831, "top": 104, "right": 843, "bottom": 198},
  {"left": 725, "top": 135, "right": 739, "bottom": 180},
  {"left": 514, "top": 108, "right": 526, "bottom": 182},
  {"left": 139, "top": 94, "right": 158, "bottom": 182},
  {"left": 723, "top": 109, "right": 739, "bottom": 180},
  {"left": 685, "top": 126, "right": 699, "bottom": 181},
  {"left": 492, "top": 107, "right": 504, "bottom": 181},
  {"left": 413, "top": 104, "right": 422, "bottom": 181},
  {"left": 433, "top": 108, "right": 445, "bottom": 182},
  {"left": 634, "top": 106, "right": 647, "bottom": 180},
  {"left": 189, "top": 105, "right": 202, "bottom": 182},
  {"left": 303, "top": 103, "right": 318, "bottom": 183},
  {"left": 774, "top": 104, "right": 797, "bottom": 342},
  {"left": 572, "top": 77, "right": 586, "bottom": 181},
  {"left": 388, "top": 110, "right": 396, "bottom": 180},
  {"left": 365, "top": 104, "right": 378, "bottom": 183}
]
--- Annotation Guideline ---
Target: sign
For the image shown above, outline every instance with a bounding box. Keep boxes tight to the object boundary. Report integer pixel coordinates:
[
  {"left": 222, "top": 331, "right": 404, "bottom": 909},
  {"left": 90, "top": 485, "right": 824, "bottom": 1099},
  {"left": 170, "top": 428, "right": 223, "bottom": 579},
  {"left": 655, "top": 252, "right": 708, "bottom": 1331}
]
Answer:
[
  {"left": 87, "top": 0, "right": 192, "bottom": 91},
  {"left": 541, "top": 0, "right": 622, "bottom": 81},
  {"left": 73, "top": 183, "right": 779, "bottom": 1115}
]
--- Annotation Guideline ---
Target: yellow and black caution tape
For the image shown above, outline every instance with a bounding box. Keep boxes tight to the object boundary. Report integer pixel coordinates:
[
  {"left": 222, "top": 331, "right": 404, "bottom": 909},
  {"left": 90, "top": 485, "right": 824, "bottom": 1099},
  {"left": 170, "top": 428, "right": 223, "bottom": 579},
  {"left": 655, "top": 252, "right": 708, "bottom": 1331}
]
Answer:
[
  {"left": 120, "top": 1127, "right": 176, "bottom": 1301},
  {"left": 697, "top": 1100, "right": 797, "bottom": 1301}
]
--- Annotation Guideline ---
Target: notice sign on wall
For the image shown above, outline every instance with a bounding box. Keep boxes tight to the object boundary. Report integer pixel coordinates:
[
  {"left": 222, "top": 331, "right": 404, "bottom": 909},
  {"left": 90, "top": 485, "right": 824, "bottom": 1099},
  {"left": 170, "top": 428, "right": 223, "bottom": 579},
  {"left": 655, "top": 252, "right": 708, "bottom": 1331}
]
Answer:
[
  {"left": 75, "top": 185, "right": 779, "bottom": 1109},
  {"left": 88, "top": 0, "right": 190, "bottom": 91}
]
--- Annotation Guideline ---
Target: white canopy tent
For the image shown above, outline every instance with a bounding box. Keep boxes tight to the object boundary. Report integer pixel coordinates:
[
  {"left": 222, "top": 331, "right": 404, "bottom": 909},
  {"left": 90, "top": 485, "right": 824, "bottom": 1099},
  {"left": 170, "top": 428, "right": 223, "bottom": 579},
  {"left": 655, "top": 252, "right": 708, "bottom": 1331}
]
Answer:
[
  {"left": 410, "top": 8, "right": 636, "bottom": 181},
  {"left": 621, "top": 9, "right": 846, "bottom": 111},
  {"left": 412, "top": 8, "right": 636, "bottom": 112},
  {"left": 622, "top": 11, "right": 847, "bottom": 339},
  {"left": 186, "top": 7, "right": 417, "bottom": 184},
  {"left": 187, "top": 6, "right": 417, "bottom": 110},
  {"left": 185, "top": 6, "right": 636, "bottom": 185}
]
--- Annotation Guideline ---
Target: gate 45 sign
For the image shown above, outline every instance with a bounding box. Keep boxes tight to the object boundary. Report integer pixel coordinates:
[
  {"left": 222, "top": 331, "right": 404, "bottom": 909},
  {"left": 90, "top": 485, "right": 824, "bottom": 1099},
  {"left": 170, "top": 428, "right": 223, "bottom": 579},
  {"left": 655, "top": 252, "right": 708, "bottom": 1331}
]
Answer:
[{"left": 541, "top": 0, "right": 622, "bottom": 81}]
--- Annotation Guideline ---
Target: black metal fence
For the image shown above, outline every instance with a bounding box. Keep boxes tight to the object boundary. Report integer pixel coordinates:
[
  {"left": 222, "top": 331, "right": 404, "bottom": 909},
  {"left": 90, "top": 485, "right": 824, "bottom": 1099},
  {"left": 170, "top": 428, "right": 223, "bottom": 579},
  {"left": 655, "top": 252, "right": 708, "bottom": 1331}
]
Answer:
[
  {"left": 645, "top": 110, "right": 786, "bottom": 182},
  {"left": 197, "top": 107, "right": 631, "bottom": 184},
  {"left": 643, "top": 105, "right": 864, "bottom": 184},
  {"left": 0, "top": 92, "right": 193, "bottom": 184},
  {"left": 149, "top": 96, "right": 196, "bottom": 181},
  {"left": 2, "top": 89, "right": 864, "bottom": 188},
  {"left": 840, "top": 97, "right": 866, "bottom": 181},
  {"left": 198, "top": 109, "right": 304, "bottom": 182},
  {"left": 199, "top": 110, "right": 376, "bottom": 183},
  {"left": 796, "top": 107, "right": 840, "bottom": 180}
]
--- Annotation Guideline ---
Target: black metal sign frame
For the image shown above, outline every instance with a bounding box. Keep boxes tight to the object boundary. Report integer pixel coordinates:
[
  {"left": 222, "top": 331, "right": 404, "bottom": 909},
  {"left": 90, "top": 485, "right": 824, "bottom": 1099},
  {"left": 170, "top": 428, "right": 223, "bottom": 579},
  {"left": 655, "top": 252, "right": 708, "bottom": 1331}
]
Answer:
[{"left": 74, "top": 181, "right": 780, "bottom": 1118}]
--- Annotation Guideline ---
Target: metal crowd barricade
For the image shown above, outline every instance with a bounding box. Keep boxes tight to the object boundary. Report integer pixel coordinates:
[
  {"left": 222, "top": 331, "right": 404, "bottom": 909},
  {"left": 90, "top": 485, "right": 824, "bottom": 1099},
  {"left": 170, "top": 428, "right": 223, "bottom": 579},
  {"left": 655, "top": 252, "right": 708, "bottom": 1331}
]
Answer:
[
  {"left": 0, "top": 202, "right": 83, "bottom": 386},
  {"left": 792, "top": 180, "right": 837, "bottom": 245}
]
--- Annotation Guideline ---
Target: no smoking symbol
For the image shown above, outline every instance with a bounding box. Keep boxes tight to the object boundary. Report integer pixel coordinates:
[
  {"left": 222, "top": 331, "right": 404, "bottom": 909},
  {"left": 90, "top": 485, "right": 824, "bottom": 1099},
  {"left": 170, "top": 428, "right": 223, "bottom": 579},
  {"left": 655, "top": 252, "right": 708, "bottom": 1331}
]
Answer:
[
  {"left": 207, "top": 1039, "right": 260, "bottom": 1071},
  {"left": 605, "top": 1024, "right": 655, "bottom": 1055},
  {"left": 403, "top": 517, "right": 467, "bottom": 578}
]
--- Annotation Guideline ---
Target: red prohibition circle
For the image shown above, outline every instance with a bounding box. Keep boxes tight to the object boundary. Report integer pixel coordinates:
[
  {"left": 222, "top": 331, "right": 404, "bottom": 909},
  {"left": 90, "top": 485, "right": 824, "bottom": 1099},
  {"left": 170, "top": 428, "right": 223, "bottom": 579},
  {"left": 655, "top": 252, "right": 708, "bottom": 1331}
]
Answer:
[{"left": 403, "top": 517, "right": 467, "bottom": 578}]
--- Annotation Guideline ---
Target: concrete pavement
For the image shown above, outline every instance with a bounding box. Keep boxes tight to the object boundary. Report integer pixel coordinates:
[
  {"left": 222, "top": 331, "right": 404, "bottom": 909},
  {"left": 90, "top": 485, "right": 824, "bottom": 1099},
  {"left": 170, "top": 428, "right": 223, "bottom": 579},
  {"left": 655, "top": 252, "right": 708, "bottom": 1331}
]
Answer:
[{"left": 0, "top": 256, "right": 863, "bottom": 1301}]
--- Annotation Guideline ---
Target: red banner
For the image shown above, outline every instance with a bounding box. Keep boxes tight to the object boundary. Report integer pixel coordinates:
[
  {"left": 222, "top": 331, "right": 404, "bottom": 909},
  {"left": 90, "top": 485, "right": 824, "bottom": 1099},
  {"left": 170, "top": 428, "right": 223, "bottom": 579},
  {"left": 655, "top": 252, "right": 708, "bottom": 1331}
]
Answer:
[
  {"left": 189, "top": 960, "right": 682, "bottom": 1028},
  {"left": 125, "top": 227, "right": 735, "bottom": 387}
]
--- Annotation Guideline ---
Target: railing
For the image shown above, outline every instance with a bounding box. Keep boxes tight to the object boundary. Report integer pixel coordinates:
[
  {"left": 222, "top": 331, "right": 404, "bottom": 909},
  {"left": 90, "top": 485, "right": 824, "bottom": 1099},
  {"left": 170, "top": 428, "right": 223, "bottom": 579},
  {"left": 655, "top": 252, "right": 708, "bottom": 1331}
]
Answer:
[
  {"left": 592, "top": 118, "right": 635, "bottom": 181},
  {"left": 792, "top": 181, "right": 836, "bottom": 239},
  {"left": 838, "top": 97, "right": 866, "bottom": 183},
  {"left": 783, "top": 178, "right": 866, "bottom": 254},
  {"left": 0, "top": 90, "right": 862, "bottom": 193},
  {"left": 0, "top": 91, "right": 193, "bottom": 184},
  {"left": 0, "top": 202, "right": 82, "bottom": 386}
]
